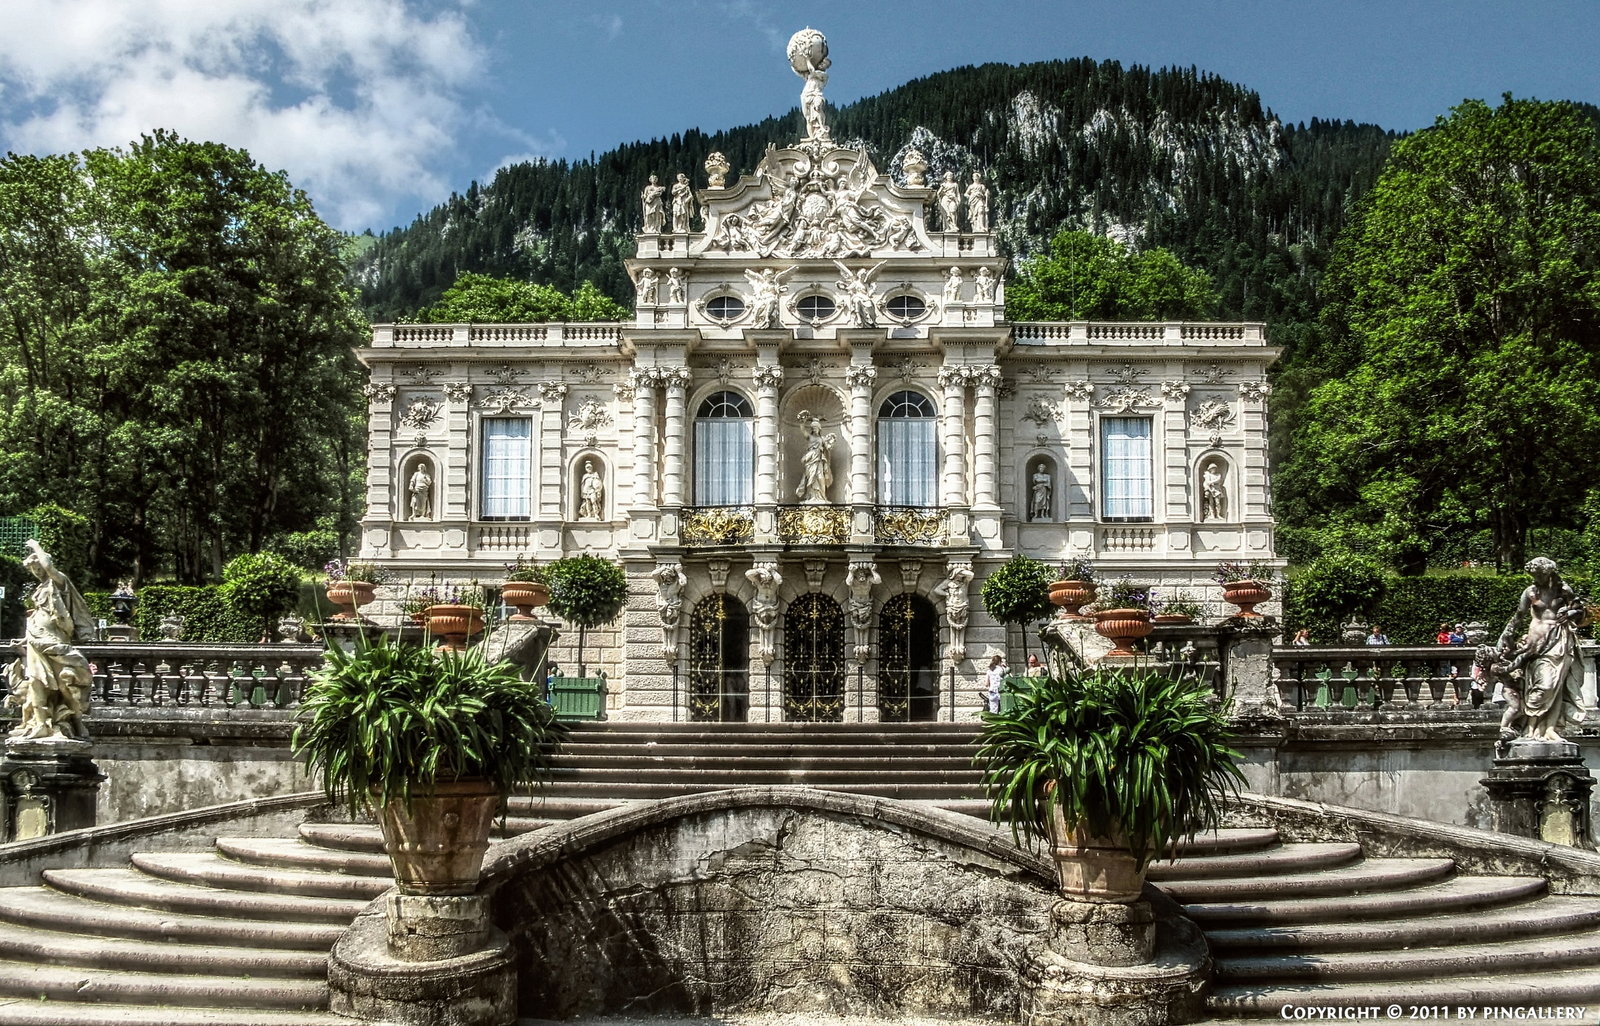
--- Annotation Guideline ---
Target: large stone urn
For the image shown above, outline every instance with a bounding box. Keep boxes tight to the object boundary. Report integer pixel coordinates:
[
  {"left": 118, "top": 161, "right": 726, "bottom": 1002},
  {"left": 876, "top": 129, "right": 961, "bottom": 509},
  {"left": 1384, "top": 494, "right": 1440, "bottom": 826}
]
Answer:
[
  {"left": 1093, "top": 609, "right": 1152, "bottom": 658},
  {"left": 1048, "top": 579, "right": 1097, "bottom": 621},
  {"left": 326, "top": 581, "right": 376, "bottom": 622},
  {"left": 425, "top": 603, "right": 485, "bottom": 652},
  {"left": 377, "top": 779, "right": 501, "bottom": 895},
  {"left": 500, "top": 581, "right": 550, "bottom": 621},
  {"left": 1221, "top": 580, "right": 1272, "bottom": 619},
  {"left": 1044, "top": 784, "right": 1146, "bottom": 904}
]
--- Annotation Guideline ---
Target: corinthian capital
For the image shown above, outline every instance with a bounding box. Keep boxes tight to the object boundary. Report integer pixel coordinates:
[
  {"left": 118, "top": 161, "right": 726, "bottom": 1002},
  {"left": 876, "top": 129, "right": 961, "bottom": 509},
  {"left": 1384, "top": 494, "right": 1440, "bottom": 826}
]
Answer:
[
  {"left": 752, "top": 364, "right": 785, "bottom": 389},
  {"left": 844, "top": 365, "right": 878, "bottom": 389}
]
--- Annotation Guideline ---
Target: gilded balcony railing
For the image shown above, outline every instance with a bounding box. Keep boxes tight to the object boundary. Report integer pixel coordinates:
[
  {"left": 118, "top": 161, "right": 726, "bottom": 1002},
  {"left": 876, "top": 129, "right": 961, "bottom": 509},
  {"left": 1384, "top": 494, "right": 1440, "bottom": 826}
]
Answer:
[
  {"left": 776, "top": 505, "right": 850, "bottom": 545},
  {"left": 873, "top": 506, "right": 948, "bottom": 546},
  {"left": 681, "top": 505, "right": 756, "bottom": 547}
]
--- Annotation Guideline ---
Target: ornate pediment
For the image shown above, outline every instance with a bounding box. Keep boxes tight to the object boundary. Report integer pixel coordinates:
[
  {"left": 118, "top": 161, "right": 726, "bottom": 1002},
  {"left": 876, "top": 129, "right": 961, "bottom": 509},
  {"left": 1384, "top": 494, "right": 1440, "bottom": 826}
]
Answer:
[{"left": 696, "top": 142, "right": 931, "bottom": 261}]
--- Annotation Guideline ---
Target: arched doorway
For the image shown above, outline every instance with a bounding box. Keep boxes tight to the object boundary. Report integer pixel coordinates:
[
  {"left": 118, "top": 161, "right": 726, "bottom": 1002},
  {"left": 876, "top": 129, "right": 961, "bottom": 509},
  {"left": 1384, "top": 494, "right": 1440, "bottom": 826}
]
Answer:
[
  {"left": 782, "top": 594, "right": 845, "bottom": 722},
  {"left": 687, "top": 594, "right": 750, "bottom": 722},
  {"left": 877, "top": 594, "right": 940, "bottom": 722}
]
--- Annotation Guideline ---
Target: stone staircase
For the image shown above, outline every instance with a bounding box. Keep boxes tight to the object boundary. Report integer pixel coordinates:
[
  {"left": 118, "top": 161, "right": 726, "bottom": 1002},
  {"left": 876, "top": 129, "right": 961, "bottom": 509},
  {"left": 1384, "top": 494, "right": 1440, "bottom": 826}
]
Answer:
[{"left": 0, "top": 722, "right": 1598, "bottom": 1022}]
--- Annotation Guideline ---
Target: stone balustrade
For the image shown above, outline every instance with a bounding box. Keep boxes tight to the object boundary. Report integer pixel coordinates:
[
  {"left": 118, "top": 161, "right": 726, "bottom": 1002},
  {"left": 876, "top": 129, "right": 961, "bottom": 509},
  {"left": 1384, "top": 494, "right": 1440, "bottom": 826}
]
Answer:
[
  {"left": 372, "top": 322, "right": 624, "bottom": 348},
  {"left": 1011, "top": 321, "right": 1265, "bottom": 345},
  {"left": 1272, "top": 645, "right": 1483, "bottom": 713},
  {"left": 81, "top": 643, "right": 326, "bottom": 712}
]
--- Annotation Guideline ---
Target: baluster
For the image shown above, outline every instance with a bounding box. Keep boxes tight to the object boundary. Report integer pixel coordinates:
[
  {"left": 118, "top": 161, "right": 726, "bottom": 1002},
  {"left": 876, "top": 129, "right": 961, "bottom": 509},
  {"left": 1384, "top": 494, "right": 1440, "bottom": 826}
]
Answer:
[
  {"left": 248, "top": 661, "right": 268, "bottom": 708},
  {"left": 200, "top": 660, "right": 223, "bottom": 706},
  {"left": 1337, "top": 661, "right": 1360, "bottom": 710},
  {"left": 126, "top": 657, "right": 143, "bottom": 705},
  {"left": 1429, "top": 659, "right": 1450, "bottom": 708},
  {"left": 158, "top": 656, "right": 181, "bottom": 705},
  {"left": 225, "top": 661, "right": 245, "bottom": 707},
  {"left": 1313, "top": 665, "right": 1333, "bottom": 709}
]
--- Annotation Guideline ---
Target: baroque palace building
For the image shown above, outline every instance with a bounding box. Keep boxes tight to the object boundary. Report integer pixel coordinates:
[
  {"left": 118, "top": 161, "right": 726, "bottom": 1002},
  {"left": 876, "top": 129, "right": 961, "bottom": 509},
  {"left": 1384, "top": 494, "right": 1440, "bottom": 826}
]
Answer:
[{"left": 356, "top": 30, "right": 1279, "bottom": 723}]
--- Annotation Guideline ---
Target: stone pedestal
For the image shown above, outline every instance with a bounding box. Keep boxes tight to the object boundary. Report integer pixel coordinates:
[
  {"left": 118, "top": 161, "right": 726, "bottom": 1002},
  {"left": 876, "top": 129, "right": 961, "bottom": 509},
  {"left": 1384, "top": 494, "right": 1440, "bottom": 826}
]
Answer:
[
  {"left": 330, "top": 901, "right": 515, "bottom": 1026},
  {"left": 102, "top": 623, "right": 138, "bottom": 642},
  {"left": 1481, "top": 740, "right": 1595, "bottom": 849},
  {"left": 1220, "top": 621, "right": 1280, "bottom": 717},
  {"left": 0, "top": 739, "right": 105, "bottom": 841},
  {"left": 1046, "top": 898, "right": 1155, "bottom": 967}
]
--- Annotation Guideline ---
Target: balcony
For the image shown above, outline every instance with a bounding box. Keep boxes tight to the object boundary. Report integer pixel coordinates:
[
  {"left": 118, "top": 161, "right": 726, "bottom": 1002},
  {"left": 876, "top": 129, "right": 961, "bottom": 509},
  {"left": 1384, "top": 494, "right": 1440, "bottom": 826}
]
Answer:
[
  {"left": 681, "top": 506, "right": 755, "bottom": 547},
  {"left": 776, "top": 505, "right": 849, "bottom": 545},
  {"left": 679, "top": 505, "right": 951, "bottom": 549},
  {"left": 872, "top": 506, "right": 948, "bottom": 546}
]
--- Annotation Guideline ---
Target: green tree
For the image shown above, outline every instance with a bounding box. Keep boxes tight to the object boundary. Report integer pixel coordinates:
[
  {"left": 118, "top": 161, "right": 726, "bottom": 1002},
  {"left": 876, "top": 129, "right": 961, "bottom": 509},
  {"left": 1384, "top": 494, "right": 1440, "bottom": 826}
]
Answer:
[
  {"left": 220, "top": 551, "right": 303, "bottom": 641},
  {"left": 414, "top": 272, "right": 569, "bottom": 322},
  {"left": 542, "top": 554, "right": 628, "bottom": 676},
  {"left": 566, "top": 280, "right": 630, "bottom": 321},
  {"left": 1005, "top": 230, "right": 1217, "bottom": 321},
  {"left": 979, "top": 556, "right": 1056, "bottom": 660},
  {"left": 1279, "top": 97, "right": 1600, "bottom": 572},
  {"left": 1289, "top": 549, "right": 1392, "bottom": 640}
]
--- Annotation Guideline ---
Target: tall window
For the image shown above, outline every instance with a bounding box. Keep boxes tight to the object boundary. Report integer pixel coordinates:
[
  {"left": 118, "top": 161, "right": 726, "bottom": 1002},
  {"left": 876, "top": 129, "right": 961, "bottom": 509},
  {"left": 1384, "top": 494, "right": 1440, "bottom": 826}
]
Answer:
[
  {"left": 694, "top": 391, "right": 754, "bottom": 505},
  {"left": 1100, "top": 417, "right": 1153, "bottom": 520},
  {"left": 877, "top": 390, "right": 938, "bottom": 507},
  {"left": 481, "top": 418, "right": 531, "bottom": 519}
]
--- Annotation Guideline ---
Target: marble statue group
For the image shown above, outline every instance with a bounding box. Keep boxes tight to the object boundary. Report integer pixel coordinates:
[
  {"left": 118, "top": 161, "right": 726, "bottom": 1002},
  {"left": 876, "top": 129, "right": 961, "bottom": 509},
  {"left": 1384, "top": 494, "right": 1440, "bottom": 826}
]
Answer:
[
  {"left": 5, "top": 541, "right": 98, "bottom": 743},
  {"left": 1477, "top": 557, "right": 1591, "bottom": 749}
]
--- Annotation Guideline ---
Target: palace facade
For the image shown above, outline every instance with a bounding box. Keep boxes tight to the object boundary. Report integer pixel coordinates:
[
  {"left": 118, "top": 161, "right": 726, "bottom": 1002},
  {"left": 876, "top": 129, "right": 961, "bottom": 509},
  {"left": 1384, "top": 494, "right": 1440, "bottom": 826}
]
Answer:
[{"left": 356, "top": 33, "right": 1279, "bottom": 722}]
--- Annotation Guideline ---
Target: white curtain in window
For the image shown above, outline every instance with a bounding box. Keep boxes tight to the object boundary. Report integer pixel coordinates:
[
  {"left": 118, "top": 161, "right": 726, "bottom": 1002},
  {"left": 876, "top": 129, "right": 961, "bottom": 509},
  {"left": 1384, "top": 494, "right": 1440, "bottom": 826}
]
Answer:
[
  {"left": 694, "top": 418, "right": 753, "bottom": 505},
  {"left": 877, "top": 418, "right": 937, "bottom": 507},
  {"left": 1100, "top": 417, "right": 1153, "bottom": 519},
  {"left": 481, "top": 418, "right": 531, "bottom": 519}
]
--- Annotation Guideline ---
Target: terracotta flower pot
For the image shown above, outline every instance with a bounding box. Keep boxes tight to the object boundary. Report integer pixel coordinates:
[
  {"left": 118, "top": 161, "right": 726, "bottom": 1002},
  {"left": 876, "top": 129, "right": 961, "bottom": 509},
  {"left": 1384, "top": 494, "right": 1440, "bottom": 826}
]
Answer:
[
  {"left": 1044, "top": 784, "right": 1147, "bottom": 903},
  {"left": 1151, "top": 614, "right": 1193, "bottom": 626},
  {"left": 326, "top": 580, "right": 376, "bottom": 621},
  {"left": 425, "top": 603, "right": 485, "bottom": 652},
  {"left": 1049, "top": 579, "right": 1097, "bottom": 621},
  {"left": 376, "top": 778, "right": 501, "bottom": 895},
  {"left": 1221, "top": 580, "right": 1272, "bottom": 619},
  {"left": 1093, "top": 609, "right": 1153, "bottom": 657},
  {"left": 500, "top": 580, "right": 550, "bottom": 621}
]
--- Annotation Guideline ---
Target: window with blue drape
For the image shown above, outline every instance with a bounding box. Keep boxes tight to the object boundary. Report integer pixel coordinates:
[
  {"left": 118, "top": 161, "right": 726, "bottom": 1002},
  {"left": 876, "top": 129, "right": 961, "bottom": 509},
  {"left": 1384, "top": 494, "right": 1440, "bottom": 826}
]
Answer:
[
  {"left": 1100, "top": 416, "right": 1153, "bottom": 520},
  {"left": 481, "top": 417, "right": 532, "bottom": 519},
  {"left": 877, "top": 390, "right": 937, "bottom": 507},
  {"left": 694, "top": 391, "right": 754, "bottom": 505}
]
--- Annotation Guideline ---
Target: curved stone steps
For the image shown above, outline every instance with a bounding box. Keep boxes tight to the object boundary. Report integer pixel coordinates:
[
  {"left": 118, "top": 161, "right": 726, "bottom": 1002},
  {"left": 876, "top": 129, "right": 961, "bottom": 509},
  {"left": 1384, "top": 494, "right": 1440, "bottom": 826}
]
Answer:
[
  {"left": 1147, "top": 841, "right": 1361, "bottom": 880},
  {"left": 0, "top": 959, "right": 327, "bottom": 1009},
  {"left": 1217, "top": 922, "right": 1600, "bottom": 981},
  {"left": 214, "top": 837, "right": 393, "bottom": 877},
  {"left": 129, "top": 853, "right": 391, "bottom": 901},
  {"left": 1206, "top": 965, "right": 1600, "bottom": 1015},
  {"left": 295, "top": 817, "right": 549, "bottom": 854},
  {"left": 0, "top": 1004, "right": 348, "bottom": 1026},
  {"left": 1168, "top": 827, "right": 1279, "bottom": 856},
  {"left": 1158, "top": 856, "right": 1456, "bottom": 903},
  {"left": 0, "top": 918, "right": 326, "bottom": 977},
  {"left": 1206, "top": 894, "right": 1600, "bottom": 953},
  {"left": 1181, "top": 874, "right": 1548, "bottom": 926},
  {"left": 43, "top": 868, "right": 369, "bottom": 923},
  {"left": 532, "top": 780, "right": 981, "bottom": 800},
  {"left": 0, "top": 886, "right": 342, "bottom": 949}
]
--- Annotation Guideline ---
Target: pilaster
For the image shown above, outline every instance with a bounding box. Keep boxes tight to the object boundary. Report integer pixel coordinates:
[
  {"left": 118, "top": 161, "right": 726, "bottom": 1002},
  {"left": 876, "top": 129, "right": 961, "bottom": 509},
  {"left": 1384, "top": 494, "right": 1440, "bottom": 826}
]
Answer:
[
  {"left": 938, "top": 366, "right": 969, "bottom": 509},
  {"left": 628, "top": 370, "right": 658, "bottom": 511}
]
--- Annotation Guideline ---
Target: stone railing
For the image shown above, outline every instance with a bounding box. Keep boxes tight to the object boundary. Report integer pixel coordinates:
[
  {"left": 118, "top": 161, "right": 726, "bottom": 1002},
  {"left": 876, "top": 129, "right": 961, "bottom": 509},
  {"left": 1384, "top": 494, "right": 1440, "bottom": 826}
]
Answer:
[
  {"left": 1272, "top": 645, "right": 1482, "bottom": 713},
  {"left": 1010, "top": 321, "right": 1266, "bottom": 345},
  {"left": 372, "top": 322, "right": 624, "bottom": 348},
  {"left": 873, "top": 506, "right": 948, "bottom": 546},
  {"left": 82, "top": 643, "right": 326, "bottom": 711}
]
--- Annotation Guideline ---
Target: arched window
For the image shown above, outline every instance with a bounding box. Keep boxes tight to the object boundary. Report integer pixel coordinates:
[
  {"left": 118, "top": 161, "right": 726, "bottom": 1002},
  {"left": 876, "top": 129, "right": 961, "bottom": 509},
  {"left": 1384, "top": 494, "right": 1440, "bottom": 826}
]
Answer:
[
  {"left": 877, "top": 390, "right": 937, "bottom": 507},
  {"left": 694, "top": 391, "right": 754, "bottom": 505}
]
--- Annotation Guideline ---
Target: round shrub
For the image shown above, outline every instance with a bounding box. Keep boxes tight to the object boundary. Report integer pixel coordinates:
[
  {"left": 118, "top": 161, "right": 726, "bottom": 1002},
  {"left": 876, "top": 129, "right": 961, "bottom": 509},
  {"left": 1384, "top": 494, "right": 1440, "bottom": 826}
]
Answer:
[{"left": 221, "top": 552, "right": 304, "bottom": 640}]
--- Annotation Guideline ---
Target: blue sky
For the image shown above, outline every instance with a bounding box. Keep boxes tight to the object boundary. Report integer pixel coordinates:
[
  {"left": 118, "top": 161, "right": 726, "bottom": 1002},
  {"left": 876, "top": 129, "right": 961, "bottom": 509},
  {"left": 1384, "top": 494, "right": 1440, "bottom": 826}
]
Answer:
[{"left": 2, "top": 1, "right": 1596, "bottom": 233}]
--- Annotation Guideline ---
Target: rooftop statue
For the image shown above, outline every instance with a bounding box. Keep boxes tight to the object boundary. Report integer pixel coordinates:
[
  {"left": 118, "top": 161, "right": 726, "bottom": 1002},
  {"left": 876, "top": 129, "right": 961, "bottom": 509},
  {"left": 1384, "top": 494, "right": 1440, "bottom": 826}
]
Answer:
[
  {"left": 1477, "top": 556, "right": 1591, "bottom": 750},
  {"left": 5, "top": 541, "right": 98, "bottom": 744},
  {"left": 788, "top": 28, "right": 831, "bottom": 144}
]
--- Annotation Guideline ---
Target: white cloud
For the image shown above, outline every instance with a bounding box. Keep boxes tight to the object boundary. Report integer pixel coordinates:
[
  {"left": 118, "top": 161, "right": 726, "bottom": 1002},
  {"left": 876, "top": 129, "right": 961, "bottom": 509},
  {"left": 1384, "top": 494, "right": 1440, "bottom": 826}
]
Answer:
[{"left": 0, "top": 0, "right": 496, "bottom": 230}]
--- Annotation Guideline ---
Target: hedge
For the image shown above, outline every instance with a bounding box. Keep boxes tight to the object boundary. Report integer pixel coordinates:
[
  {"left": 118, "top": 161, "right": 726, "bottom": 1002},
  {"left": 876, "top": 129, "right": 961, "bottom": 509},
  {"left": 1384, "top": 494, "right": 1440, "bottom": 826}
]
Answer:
[
  {"left": 1282, "top": 571, "right": 1584, "bottom": 645},
  {"left": 131, "top": 585, "right": 261, "bottom": 644}
]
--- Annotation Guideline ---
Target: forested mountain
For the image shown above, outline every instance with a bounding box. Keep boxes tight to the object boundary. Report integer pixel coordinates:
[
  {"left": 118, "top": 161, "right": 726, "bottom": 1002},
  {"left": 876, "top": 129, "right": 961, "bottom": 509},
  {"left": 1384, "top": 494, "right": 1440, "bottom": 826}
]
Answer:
[{"left": 351, "top": 58, "right": 1398, "bottom": 327}]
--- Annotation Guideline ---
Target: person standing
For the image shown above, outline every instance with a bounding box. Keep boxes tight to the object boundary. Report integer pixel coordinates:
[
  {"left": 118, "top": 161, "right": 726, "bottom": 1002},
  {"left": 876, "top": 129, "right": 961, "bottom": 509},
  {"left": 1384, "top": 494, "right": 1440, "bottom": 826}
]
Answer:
[
  {"left": 985, "top": 654, "right": 1008, "bottom": 714},
  {"left": 1366, "top": 625, "right": 1390, "bottom": 646}
]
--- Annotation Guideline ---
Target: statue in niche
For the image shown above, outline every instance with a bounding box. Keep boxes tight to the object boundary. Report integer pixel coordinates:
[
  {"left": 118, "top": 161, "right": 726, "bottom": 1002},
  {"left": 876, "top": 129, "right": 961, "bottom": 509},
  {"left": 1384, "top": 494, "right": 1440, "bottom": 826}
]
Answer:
[
  {"left": 965, "top": 172, "right": 990, "bottom": 232},
  {"left": 846, "top": 562, "right": 880, "bottom": 630},
  {"left": 932, "top": 562, "right": 975, "bottom": 663},
  {"left": 578, "top": 460, "right": 605, "bottom": 520},
  {"left": 1030, "top": 463, "right": 1053, "bottom": 521},
  {"left": 670, "top": 173, "right": 694, "bottom": 233},
  {"left": 787, "top": 29, "right": 832, "bottom": 143},
  {"left": 1200, "top": 460, "right": 1227, "bottom": 522},
  {"left": 795, "top": 410, "right": 836, "bottom": 503},
  {"left": 634, "top": 267, "right": 658, "bottom": 306},
  {"left": 407, "top": 460, "right": 434, "bottom": 520},
  {"left": 936, "top": 171, "right": 961, "bottom": 231},
  {"left": 746, "top": 563, "right": 783, "bottom": 666},
  {"left": 666, "top": 267, "right": 685, "bottom": 304},
  {"left": 943, "top": 266, "right": 965, "bottom": 304},
  {"left": 1478, "top": 557, "right": 1590, "bottom": 749},
  {"left": 6, "top": 541, "right": 97, "bottom": 743},
  {"left": 640, "top": 174, "right": 666, "bottom": 234},
  {"left": 651, "top": 563, "right": 686, "bottom": 628},
  {"left": 973, "top": 267, "right": 996, "bottom": 303},
  {"left": 743, "top": 266, "right": 795, "bottom": 329},
  {"left": 833, "top": 259, "right": 886, "bottom": 328}
]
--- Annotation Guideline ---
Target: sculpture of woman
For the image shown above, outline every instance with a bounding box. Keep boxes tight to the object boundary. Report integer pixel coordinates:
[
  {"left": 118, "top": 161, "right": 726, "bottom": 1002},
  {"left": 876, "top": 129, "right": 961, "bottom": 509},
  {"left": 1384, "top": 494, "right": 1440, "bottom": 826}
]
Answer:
[
  {"left": 578, "top": 460, "right": 605, "bottom": 520},
  {"left": 1029, "top": 464, "right": 1052, "bottom": 521},
  {"left": 833, "top": 260, "right": 885, "bottom": 328},
  {"left": 744, "top": 267, "right": 794, "bottom": 329},
  {"left": 936, "top": 172, "right": 961, "bottom": 232},
  {"left": 1492, "top": 556, "right": 1589, "bottom": 745},
  {"left": 641, "top": 174, "right": 666, "bottom": 234},
  {"left": 407, "top": 461, "right": 434, "bottom": 520},
  {"left": 5, "top": 541, "right": 97, "bottom": 742},
  {"left": 795, "top": 410, "right": 835, "bottom": 503},
  {"left": 965, "top": 172, "right": 990, "bottom": 232},
  {"left": 1201, "top": 461, "right": 1227, "bottom": 522},
  {"left": 670, "top": 173, "right": 694, "bottom": 234}
]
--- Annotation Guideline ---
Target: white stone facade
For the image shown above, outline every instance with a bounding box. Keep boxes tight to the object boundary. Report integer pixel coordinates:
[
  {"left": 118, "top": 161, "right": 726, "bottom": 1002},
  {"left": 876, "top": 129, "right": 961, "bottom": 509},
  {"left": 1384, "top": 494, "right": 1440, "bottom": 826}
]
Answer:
[{"left": 355, "top": 43, "right": 1279, "bottom": 723}]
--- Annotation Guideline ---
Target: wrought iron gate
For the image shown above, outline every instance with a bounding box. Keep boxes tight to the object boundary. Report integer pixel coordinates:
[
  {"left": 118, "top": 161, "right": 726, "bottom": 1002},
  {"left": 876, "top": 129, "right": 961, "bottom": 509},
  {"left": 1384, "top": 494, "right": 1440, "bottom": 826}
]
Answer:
[
  {"left": 782, "top": 593, "right": 845, "bottom": 722},
  {"left": 687, "top": 594, "right": 750, "bottom": 722},
  {"left": 877, "top": 593, "right": 940, "bottom": 721}
]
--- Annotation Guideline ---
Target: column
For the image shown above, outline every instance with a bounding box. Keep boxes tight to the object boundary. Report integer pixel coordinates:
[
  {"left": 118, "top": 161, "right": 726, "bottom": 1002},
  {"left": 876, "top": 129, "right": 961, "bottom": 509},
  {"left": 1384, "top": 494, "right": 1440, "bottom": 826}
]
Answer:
[
  {"left": 938, "top": 366, "right": 969, "bottom": 507},
  {"left": 972, "top": 365, "right": 1000, "bottom": 508},
  {"left": 753, "top": 363, "right": 783, "bottom": 506},
  {"left": 660, "top": 368, "right": 690, "bottom": 508},
  {"left": 629, "top": 370, "right": 658, "bottom": 510},
  {"left": 845, "top": 363, "right": 876, "bottom": 507}
]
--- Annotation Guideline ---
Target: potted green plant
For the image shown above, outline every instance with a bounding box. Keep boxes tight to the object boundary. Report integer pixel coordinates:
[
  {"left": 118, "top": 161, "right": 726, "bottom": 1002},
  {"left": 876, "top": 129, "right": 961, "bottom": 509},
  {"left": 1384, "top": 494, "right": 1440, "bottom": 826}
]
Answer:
[
  {"left": 979, "top": 554, "right": 1055, "bottom": 661},
  {"left": 1048, "top": 557, "right": 1098, "bottom": 621},
  {"left": 976, "top": 667, "right": 1244, "bottom": 902},
  {"left": 425, "top": 583, "right": 487, "bottom": 652},
  {"left": 324, "top": 558, "right": 392, "bottom": 621},
  {"left": 543, "top": 554, "right": 628, "bottom": 719},
  {"left": 292, "top": 633, "right": 567, "bottom": 895},
  {"left": 1214, "top": 560, "right": 1275, "bottom": 618},
  {"left": 501, "top": 555, "right": 550, "bottom": 621},
  {"left": 1150, "top": 590, "right": 1205, "bottom": 626},
  {"left": 1088, "top": 579, "right": 1153, "bottom": 657}
]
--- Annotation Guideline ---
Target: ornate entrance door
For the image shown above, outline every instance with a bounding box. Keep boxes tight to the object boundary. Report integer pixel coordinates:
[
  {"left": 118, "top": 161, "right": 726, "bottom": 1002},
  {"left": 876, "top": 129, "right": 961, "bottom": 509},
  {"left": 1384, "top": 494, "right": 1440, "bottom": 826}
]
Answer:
[
  {"left": 687, "top": 594, "right": 750, "bottom": 722},
  {"left": 877, "top": 594, "right": 940, "bottom": 722},
  {"left": 782, "top": 593, "right": 846, "bottom": 722}
]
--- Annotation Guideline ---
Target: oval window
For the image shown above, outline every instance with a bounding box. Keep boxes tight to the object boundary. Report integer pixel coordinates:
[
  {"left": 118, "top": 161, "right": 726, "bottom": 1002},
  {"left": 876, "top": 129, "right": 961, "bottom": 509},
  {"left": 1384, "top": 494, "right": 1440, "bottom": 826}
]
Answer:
[
  {"left": 707, "top": 295, "right": 746, "bottom": 320},
  {"left": 886, "top": 294, "right": 927, "bottom": 319},
  {"left": 796, "top": 295, "right": 836, "bottom": 321}
]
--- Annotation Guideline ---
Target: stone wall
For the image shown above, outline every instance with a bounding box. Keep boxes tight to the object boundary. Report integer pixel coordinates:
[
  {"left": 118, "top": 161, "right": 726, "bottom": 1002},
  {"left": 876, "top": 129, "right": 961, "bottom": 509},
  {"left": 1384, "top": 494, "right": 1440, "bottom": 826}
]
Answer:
[{"left": 482, "top": 788, "right": 1056, "bottom": 1021}]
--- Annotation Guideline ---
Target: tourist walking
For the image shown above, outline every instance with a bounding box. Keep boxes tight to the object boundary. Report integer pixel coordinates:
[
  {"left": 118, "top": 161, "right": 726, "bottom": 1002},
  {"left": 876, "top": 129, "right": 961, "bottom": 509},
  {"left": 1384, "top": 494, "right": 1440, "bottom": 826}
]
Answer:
[{"left": 985, "top": 654, "right": 1008, "bottom": 713}]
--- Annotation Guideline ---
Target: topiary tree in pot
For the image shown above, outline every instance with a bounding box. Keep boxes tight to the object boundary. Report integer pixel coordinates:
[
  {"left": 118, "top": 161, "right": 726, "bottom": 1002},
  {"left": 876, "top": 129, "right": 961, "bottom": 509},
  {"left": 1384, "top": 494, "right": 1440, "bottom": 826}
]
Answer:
[
  {"left": 220, "top": 552, "right": 303, "bottom": 642},
  {"left": 542, "top": 554, "right": 627, "bottom": 677},
  {"left": 976, "top": 666, "right": 1244, "bottom": 904},
  {"left": 292, "top": 633, "right": 567, "bottom": 895},
  {"left": 979, "top": 554, "right": 1055, "bottom": 661}
]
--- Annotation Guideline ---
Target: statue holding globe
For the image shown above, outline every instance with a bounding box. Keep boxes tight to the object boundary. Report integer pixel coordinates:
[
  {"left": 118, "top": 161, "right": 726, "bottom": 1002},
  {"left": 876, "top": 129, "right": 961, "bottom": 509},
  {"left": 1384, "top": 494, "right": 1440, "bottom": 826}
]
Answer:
[{"left": 788, "top": 29, "right": 832, "bottom": 144}]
